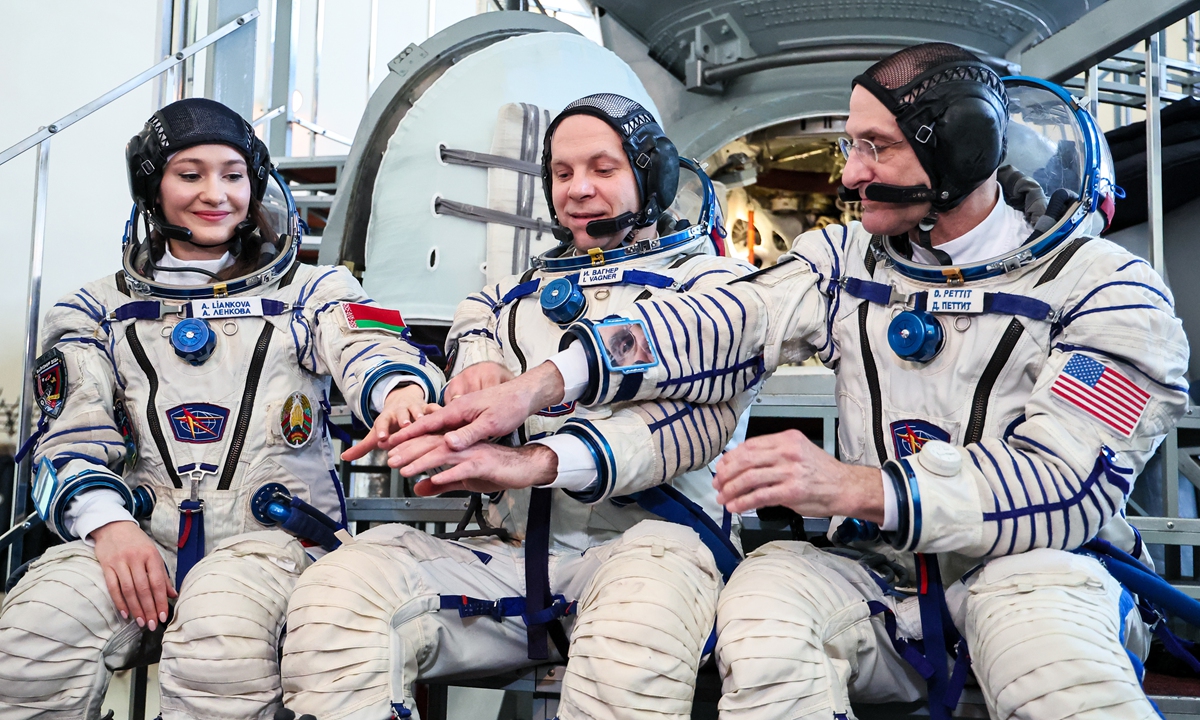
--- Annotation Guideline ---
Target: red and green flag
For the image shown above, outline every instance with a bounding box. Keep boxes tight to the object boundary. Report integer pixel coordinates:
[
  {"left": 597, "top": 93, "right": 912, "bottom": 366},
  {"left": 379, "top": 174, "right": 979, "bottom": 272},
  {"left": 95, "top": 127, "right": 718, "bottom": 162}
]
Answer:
[{"left": 342, "top": 303, "right": 407, "bottom": 334}]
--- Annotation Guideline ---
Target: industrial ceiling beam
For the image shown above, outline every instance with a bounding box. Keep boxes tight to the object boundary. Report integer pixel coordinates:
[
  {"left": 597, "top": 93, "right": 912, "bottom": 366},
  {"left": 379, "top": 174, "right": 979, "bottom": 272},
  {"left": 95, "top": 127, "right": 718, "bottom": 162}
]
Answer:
[{"left": 1019, "top": 0, "right": 1199, "bottom": 82}]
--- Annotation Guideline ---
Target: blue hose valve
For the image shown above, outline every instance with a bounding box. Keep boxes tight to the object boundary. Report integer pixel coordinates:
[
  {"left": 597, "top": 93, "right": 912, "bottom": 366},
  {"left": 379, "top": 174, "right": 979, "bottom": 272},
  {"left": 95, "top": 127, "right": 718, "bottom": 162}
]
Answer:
[
  {"left": 251, "top": 482, "right": 292, "bottom": 526},
  {"left": 887, "top": 310, "right": 944, "bottom": 363},
  {"left": 540, "top": 277, "right": 586, "bottom": 325},
  {"left": 266, "top": 499, "right": 291, "bottom": 524},
  {"left": 834, "top": 518, "right": 881, "bottom": 545},
  {"left": 171, "top": 318, "right": 216, "bottom": 366}
]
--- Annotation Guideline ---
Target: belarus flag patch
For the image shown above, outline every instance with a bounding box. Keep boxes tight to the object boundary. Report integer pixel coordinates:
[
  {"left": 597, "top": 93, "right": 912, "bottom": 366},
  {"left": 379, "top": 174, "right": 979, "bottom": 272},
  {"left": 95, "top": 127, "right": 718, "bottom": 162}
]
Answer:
[
  {"left": 1050, "top": 353, "right": 1150, "bottom": 438},
  {"left": 342, "top": 303, "right": 406, "bottom": 334}
]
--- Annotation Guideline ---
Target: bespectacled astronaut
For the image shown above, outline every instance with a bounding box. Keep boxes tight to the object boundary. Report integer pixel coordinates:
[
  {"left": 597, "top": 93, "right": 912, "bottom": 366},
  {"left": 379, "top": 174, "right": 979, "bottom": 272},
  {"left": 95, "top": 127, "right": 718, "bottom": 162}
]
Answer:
[
  {"left": 392, "top": 45, "right": 1190, "bottom": 719},
  {"left": 279, "top": 95, "right": 756, "bottom": 720},
  {"left": 0, "top": 98, "right": 443, "bottom": 720}
]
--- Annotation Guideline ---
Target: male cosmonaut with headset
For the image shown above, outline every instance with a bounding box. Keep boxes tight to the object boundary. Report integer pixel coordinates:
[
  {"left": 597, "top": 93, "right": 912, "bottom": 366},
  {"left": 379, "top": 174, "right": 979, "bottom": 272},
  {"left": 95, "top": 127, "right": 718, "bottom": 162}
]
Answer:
[
  {"left": 279, "top": 94, "right": 757, "bottom": 720},
  {"left": 392, "top": 44, "right": 1190, "bottom": 719}
]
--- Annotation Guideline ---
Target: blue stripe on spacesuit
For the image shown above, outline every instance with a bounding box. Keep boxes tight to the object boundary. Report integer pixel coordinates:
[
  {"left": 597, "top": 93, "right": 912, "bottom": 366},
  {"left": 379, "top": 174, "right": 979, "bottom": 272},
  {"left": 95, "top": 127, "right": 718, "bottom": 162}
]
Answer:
[
  {"left": 699, "top": 293, "right": 740, "bottom": 390},
  {"left": 345, "top": 343, "right": 380, "bottom": 369},
  {"left": 1000, "top": 444, "right": 1037, "bottom": 552},
  {"left": 43, "top": 425, "right": 120, "bottom": 442},
  {"left": 898, "top": 458, "right": 922, "bottom": 551},
  {"left": 1060, "top": 304, "right": 1167, "bottom": 328},
  {"left": 678, "top": 295, "right": 720, "bottom": 404},
  {"left": 647, "top": 403, "right": 694, "bottom": 433},
  {"left": 1014, "top": 447, "right": 1054, "bottom": 549},
  {"left": 75, "top": 290, "right": 106, "bottom": 322},
  {"left": 679, "top": 269, "right": 738, "bottom": 291},
  {"left": 1051, "top": 343, "right": 1188, "bottom": 393},
  {"left": 978, "top": 444, "right": 1025, "bottom": 554},
  {"left": 657, "top": 355, "right": 764, "bottom": 388},
  {"left": 980, "top": 452, "right": 1127, "bottom": 527},
  {"left": 1065, "top": 280, "right": 1174, "bottom": 317},
  {"left": 465, "top": 295, "right": 494, "bottom": 309},
  {"left": 50, "top": 452, "right": 110, "bottom": 471},
  {"left": 1116, "top": 259, "right": 1149, "bottom": 273}
]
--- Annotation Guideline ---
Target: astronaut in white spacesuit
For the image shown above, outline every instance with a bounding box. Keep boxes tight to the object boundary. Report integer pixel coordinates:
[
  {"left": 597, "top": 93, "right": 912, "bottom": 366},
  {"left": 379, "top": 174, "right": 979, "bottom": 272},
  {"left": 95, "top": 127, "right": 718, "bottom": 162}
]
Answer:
[
  {"left": 279, "top": 95, "right": 755, "bottom": 720},
  {"left": 392, "top": 46, "right": 1190, "bottom": 719},
  {"left": 0, "top": 98, "right": 444, "bottom": 720}
]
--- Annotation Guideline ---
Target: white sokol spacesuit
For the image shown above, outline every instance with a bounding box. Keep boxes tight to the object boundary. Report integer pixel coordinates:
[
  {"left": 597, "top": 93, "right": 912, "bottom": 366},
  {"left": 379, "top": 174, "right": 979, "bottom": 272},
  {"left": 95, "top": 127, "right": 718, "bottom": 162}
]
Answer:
[
  {"left": 281, "top": 96, "right": 755, "bottom": 720},
  {"left": 554, "top": 60, "right": 1190, "bottom": 718},
  {"left": 0, "top": 99, "right": 443, "bottom": 720}
]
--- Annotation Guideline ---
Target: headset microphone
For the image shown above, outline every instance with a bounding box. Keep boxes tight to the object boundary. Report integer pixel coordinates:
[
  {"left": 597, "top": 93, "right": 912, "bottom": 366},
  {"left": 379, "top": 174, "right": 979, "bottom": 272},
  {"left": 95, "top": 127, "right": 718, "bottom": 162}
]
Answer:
[
  {"left": 585, "top": 211, "right": 638, "bottom": 238},
  {"left": 837, "top": 184, "right": 942, "bottom": 205}
]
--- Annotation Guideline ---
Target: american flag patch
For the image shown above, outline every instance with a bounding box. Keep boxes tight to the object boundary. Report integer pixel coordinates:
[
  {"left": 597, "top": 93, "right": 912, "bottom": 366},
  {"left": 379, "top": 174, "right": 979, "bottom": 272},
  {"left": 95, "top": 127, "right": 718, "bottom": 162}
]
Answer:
[{"left": 1051, "top": 354, "right": 1150, "bottom": 437}]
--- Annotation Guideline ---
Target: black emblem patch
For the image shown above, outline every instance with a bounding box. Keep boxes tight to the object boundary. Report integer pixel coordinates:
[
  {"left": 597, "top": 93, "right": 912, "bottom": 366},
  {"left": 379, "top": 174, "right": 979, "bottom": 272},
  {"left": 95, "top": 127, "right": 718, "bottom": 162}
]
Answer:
[{"left": 34, "top": 349, "right": 67, "bottom": 418}]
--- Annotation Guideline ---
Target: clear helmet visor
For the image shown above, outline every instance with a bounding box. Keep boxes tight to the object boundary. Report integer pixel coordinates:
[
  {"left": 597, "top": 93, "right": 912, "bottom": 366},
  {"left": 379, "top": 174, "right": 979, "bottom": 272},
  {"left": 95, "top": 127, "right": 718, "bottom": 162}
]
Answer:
[
  {"left": 121, "top": 169, "right": 302, "bottom": 299},
  {"left": 655, "top": 158, "right": 724, "bottom": 255},
  {"left": 889, "top": 77, "right": 1113, "bottom": 282}
]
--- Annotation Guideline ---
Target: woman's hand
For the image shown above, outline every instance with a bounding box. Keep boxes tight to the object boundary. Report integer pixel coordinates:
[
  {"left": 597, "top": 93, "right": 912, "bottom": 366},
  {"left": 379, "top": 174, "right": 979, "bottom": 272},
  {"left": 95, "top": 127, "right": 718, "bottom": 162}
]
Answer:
[
  {"left": 444, "top": 361, "right": 515, "bottom": 400},
  {"left": 91, "top": 520, "right": 176, "bottom": 631},
  {"left": 342, "top": 383, "right": 433, "bottom": 461}
]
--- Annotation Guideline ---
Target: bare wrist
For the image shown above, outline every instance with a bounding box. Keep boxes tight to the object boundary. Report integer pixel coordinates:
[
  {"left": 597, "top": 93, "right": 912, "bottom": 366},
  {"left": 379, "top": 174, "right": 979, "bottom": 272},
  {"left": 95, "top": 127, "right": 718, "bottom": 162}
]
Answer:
[
  {"left": 527, "top": 362, "right": 566, "bottom": 412},
  {"left": 843, "top": 464, "right": 885, "bottom": 524},
  {"left": 526, "top": 443, "right": 559, "bottom": 486}
]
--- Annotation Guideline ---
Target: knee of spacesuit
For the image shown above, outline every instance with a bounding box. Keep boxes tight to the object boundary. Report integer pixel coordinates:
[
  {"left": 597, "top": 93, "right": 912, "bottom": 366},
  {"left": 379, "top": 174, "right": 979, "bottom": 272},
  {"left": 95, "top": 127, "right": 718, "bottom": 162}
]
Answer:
[
  {"left": 558, "top": 520, "right": 720, "bottom": 720},
  {"left": 158, "top": 530, "right": 311, "bottom": 720},
  {"left": 964, "top": 548, "right": 1155, "bottom": 720},
  {"left": 714, "top": 541, "right": 887, "bottom": 720},
  {"left": 282, "top": 523, "right": 441, "bottom": 720},
  {"left": 0, "top": 542, "right": 143, "bottom": 720}
]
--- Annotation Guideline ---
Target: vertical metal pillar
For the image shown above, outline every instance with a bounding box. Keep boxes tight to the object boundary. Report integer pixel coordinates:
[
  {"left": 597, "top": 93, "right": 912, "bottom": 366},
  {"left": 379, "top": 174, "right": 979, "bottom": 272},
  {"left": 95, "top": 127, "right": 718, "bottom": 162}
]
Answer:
[
  {"left": 1146, "top": 34, "right": 1166, "bottom": 278},
  {"left": 155, "top": 0, "right": 176, "bottom": 108},
  {"left": 206, "top": 0, "right": 258, "bottom": 119},
  {"left": 268, "top": 0, "right": 295, "bottom": 158},
  {"left": 8, "top": 138, "right": 51, "bottom": 576},
  {"left": 367, "top": 0, "right": 379, "bottom": 98},
  {"left": 310, "top": 0, "right": 326, "bottom": 157},
  {"left": 1085, "top": 65, "right": 1100, "bottom": 117},
  {"left": 427, "top": 0, "right": 438, "bottom": 39}
]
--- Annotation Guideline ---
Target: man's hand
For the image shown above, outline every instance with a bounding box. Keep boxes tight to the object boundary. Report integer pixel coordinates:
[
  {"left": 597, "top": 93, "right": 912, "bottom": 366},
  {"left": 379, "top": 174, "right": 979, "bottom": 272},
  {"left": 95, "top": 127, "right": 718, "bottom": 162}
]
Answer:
[
  {"left": 342, "top": 383, "right": 431, "bottom": 462},
  {"left": 396, "top": 441, "right": 557, "bottom": 496},
  {"left": 92, "top": 520, "right": 176, "bottom": 631},
  {"left": 444, "top": 361, "right": 514, "bottom": 400},
  {"left": 389, "top": 361, "right": 566, "bottom": 452},
  {"left": 715, "top": 429, "right": 884, "bottom": 522}
]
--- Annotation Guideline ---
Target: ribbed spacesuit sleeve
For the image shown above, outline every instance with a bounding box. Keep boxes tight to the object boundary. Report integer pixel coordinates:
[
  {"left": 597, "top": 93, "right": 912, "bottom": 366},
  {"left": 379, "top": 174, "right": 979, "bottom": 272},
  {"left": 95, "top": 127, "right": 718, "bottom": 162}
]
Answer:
[
  {"left": 565, "top": 227, "right": 845, "bottom": 407},
  {"left": 446, "top": 281, "right": 511, "bottom": 375},
  {"left": 555, "top": 391, "right": 756, "bottom": 504},
  {"left": 549, "top": 255, "right": 761, "bottom": 503},
  {"left": 304, "top": 266, "right": 445, "bottom": 426},
  {"left": 33, "top": 281, "right": 133, "bottom": 540},
  {"left": 890, "top": 247, "right": 1189, "bottom": 557}
]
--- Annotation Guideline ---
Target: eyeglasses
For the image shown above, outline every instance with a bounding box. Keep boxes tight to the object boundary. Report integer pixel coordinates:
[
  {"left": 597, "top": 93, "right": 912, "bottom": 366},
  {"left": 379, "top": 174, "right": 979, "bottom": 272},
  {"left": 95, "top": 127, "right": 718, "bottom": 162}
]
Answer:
[{"left": 837, "top": 136, "right": 905, "bottom": 164}]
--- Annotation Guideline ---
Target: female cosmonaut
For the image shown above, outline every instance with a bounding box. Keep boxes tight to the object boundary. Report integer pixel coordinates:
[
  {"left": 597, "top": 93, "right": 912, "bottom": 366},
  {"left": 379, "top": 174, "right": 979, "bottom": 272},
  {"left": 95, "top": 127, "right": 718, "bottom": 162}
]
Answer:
[{"left": 0, "top": 98, "right": 443, "bottom": 720}]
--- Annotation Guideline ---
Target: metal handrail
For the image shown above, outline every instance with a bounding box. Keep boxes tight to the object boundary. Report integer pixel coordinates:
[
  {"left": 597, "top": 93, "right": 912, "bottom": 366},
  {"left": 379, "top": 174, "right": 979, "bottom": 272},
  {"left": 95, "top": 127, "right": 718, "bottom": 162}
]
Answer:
[
  {"left": 0, "top": 9, "right": 259, "bottom": 166},
  {"left": 3, "top": 8, "right": 259, "bottom": 575}
]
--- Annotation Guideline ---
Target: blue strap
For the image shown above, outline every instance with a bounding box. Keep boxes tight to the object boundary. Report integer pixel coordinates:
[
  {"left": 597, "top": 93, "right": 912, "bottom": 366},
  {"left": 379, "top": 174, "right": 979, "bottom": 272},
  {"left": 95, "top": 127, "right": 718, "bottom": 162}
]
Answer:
[
  {"left": 844, "top": 278, "right": 1053, "bottom": 322},
  {"left": 501, "top": 279, "right": 541, "bottom": 306},
  {"left": 438, "top": 592, "right": 576, "bottom": 623},
  {"left": 112, "top": 301, "right": 167, "bottom": 322},
  {"left": 620, "top": 269, "right": 677, "bottom": 290},
  {"left": 320, "top": 397, "right": 354, "bottom": 445},
  {"left": 842, "top": 277, "right": 893, "bottom": 305},
  {"left": 916, "top": 553, "right": 952, "bottom": 719},
  {"left": 110, "top": 299, "right": 292, "bottom": 323},
  {"left": 279, "top": 496, "right": 343, "bottom": 552},
  {"left": 1083, "top": 538, "right": 1200, "bottom": 628},
  {"left": 626, "top": 485, "right": 742, "bottom": 582},
  {"left": 524, "top": 487, "right": 555, "bottom": 660},
  {"left": 175, "top": 499, "right": 205, "bottom": 590},
  {"left": 984, "top": 292, "right": 1053, "bottom": 321},
  {"left": 866, "top": 600, "right": 936, "bottom": 679},
  {"left": 14, "top": 416, "right": 48, "bottom": 464}
]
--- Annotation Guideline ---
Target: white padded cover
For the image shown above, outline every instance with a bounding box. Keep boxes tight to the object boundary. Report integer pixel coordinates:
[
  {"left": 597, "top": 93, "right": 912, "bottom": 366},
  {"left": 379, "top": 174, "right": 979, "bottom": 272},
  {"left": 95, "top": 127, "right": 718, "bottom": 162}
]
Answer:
[{"left": 363, "top": 32, "right": 658, "bottom": 324}]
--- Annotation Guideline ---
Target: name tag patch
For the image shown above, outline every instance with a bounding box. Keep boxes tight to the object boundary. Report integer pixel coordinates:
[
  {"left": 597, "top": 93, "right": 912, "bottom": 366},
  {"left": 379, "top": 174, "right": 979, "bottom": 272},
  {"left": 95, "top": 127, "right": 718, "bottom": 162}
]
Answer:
[
  {"left": 578, "top": 266, "right": 623, "bottom": 286},
  {"left": 192, "top": 297, "right": 264, "bottom": 319},
  {"left": 928, "top": 288, "right": 982, "bottom": 314}
]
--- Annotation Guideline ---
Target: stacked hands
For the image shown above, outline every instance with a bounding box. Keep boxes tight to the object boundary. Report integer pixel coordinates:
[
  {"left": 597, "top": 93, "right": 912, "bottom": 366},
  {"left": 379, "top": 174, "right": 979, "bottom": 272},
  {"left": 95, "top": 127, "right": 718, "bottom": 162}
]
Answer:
[{"left": 342, "top": 360, "right": 883, "bottom": 523}]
